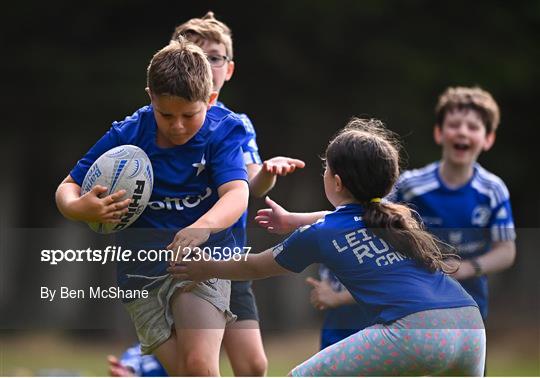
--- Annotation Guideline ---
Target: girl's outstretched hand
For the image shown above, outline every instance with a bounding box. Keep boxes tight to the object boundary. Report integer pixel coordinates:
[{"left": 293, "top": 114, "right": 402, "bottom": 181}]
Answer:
[{"left": 255, "top": 196, "right": 296, "bottom": 234}]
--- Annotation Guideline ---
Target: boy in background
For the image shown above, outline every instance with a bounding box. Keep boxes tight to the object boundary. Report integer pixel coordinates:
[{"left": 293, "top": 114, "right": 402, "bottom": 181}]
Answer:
[{"left": 393, "top": 86, "right": 516, "bottom": 321}]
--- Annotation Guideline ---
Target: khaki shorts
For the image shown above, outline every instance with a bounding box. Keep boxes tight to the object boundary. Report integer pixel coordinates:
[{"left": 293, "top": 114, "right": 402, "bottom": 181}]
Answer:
[{"left": 124, "top": 276, "right": 235, "bottom": 354}]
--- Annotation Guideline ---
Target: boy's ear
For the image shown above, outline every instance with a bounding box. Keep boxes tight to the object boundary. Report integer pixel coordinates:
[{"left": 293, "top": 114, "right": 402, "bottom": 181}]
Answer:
[
  {"left": 207, "top": 91, "right": 219, "bottom": 107},
  {"left": 483, "top": 132, "right": 496, "bottom": 151},
  {"left": 433, "top": 125, "right": 443, "bottom": 145},
  {"left": 225, "top": 60, "right": 235, "bottom": 82},
  {"left": 145, "top": 87, "right": 152, "bottom": 100}
]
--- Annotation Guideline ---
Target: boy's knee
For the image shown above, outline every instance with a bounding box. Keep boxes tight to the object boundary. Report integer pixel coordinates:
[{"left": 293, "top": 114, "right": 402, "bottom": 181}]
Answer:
[
  {"left": 182, "top": 350, "right": 215, "bottom": 376},
  {"left": 237, "top": 355, "right": 267, "bottom": 376},
  {"left": 249, "top": 355, "right": 268, "bottom": 376}
]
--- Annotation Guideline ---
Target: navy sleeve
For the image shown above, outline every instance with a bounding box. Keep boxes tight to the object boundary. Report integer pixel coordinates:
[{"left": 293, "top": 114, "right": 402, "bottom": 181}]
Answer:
[
  {"left": 238, "top": 113, "right": 262, "bottom": 165},
  {"left": 273, "top": 224, "right": 321, "bottom": 273},
  {"left": 208, "top": 116, "right": 249, "bottom": 187}
]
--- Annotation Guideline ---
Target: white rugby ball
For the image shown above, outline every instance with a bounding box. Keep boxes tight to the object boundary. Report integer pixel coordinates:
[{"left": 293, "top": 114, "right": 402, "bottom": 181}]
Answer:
[{"left": 81, "top": 145, "right": 153, "bottom": 234}]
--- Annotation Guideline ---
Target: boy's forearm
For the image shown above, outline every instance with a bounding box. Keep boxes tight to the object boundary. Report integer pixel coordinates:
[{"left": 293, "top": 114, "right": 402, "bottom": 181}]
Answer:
[
  {"left": 191, "top": 181, "right": 249, "bottom": 231},
  {"left": 248, "top": 164, "right": 276, "bottom": 198},
  {"left": 55, "top": 182, "right": 82, "bottom": 221},
  {"left": 475, "top": 240, "right": 516, "bottom": 275}
]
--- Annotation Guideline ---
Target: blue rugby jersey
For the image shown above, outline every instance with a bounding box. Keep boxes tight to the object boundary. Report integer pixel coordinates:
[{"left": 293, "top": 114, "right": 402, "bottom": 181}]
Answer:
[
  {"left": 318, "top": 265, "right": 370, "bottom": 349},
  {"left": 273, "top": 203, "right": 477, "bottom": 326},
  {"left": 215, "top": 101, "right": 262, "bottom": 248},
  {"left": 391, "top": 161, "right": 516, "bottom": 319},
  {"left": 70, "top": 105, "right": 248, "bottom": 291}
]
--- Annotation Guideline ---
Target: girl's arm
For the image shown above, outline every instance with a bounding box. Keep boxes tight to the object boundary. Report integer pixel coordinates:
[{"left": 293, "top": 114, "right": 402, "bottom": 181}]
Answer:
[
  {"left": 255, "top": 197, "right": 329, "bottom": 234},
  {"left": 167, "top": 249, "right": 290, "bottom": 282}
]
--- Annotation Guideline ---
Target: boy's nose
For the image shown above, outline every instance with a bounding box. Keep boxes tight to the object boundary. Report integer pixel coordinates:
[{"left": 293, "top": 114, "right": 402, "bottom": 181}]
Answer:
[
  {"left": 456, "top": 123, "right": 468, "bottom": 134},
  {"left": 171, "top": 119, "right": 185, "bottom": 131}
]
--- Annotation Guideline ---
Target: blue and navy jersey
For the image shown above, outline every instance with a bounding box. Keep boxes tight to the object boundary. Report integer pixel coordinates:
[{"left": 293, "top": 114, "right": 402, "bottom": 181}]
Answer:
[
  {"left": 318, "top": 265, "right": 370, "bottom": 349},
  {"left": 215, "top": 101, "right": 261, "bottom": 166},
  {"left": 70, "top": 105, "right": 248, "bottom": 290},
  {"left": 391, "top": 161, "right": 516, "bottom": 318},
  {"left": 120, "top": 344, "right": 166, "bottom": 377},
  {"left": 273, "top": 203, "right": 477, "bottom": 326},
  {"left": 215, "top": 101, "right": 262, "bottom": 248}
]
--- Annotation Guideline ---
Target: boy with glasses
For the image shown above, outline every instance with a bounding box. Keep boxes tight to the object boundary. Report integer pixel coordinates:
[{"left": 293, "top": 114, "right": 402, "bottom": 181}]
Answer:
[{"left": 109, "top": 12, "right": 304, "bottom": 377}]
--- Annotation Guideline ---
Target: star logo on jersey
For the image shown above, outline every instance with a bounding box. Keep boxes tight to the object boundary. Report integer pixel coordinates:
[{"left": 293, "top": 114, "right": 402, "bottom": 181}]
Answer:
[{"left": 192, "top": 154, "right": 206, "bottom": 176}]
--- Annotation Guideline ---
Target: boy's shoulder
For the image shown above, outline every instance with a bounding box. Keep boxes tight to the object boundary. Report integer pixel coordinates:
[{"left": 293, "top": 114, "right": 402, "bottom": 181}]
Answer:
[
  {"left": 109, "top": 105, "right": 154, "bottom": 142},
  {"left": 201, "top": 105, "right": 248, "bottom": 147},
  {"left": 213, "top": 101, "right": 256, "bottom": 135},
  {"left": 206, "top": 104, "right": 244, "bottom": 129},
  {"left": 397, "top": 162, "right": 440, "bottom": 197},
  {"left": 472, "top": 164, "right": 511, "bottom": 205},
  {"left": 390, "top": 162, "right": 440, "bottom": 202},
  {"left": 399, "top": 162, "right": 439, "bottom": 183},
  {"left": 112, "top": 105, "right": 153, "bottom": 130}
]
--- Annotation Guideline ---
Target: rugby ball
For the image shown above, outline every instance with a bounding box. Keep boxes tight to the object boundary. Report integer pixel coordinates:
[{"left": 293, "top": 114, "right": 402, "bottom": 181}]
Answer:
[{"left": 81, "top": 145, "right": 153, "bottom": 234}]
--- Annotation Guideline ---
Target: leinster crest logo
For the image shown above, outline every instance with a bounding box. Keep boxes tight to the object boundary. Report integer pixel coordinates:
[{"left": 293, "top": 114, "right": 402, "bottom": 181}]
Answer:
[{"left": 471, "top": 205, "right": 491, "bottom": 227}]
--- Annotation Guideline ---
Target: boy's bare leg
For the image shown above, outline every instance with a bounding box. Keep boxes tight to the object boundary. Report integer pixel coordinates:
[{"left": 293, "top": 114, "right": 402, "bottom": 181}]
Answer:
[
  {"left": 153, "top": 334, "right": 180, "bottom": 375},
  {"left": 168, "top": 290, "right": 226, "bottom": 376},
  {"left": 224, "top": 320, "right": 267, "bottom": 376}
]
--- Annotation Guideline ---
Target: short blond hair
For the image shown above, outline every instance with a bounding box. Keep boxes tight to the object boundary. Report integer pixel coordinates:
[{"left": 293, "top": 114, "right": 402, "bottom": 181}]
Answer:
[
  {"left": 435, "top": 86, "right": 500, "bottom": 133},
  {"left": 171, "top": 11, "right": 234, "bottom": 59},
  {"left": 147, "top": 36, "right": 212, "bottom": 102}
]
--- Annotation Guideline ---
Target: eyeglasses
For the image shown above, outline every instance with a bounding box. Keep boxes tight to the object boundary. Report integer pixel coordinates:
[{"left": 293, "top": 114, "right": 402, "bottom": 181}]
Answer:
[{"left": 206, "top": 54, "right": 231, "bottom": 68}]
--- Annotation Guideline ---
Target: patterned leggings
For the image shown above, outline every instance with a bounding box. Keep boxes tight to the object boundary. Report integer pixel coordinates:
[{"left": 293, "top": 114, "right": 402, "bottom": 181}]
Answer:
[{"left": 291, "top": 306, "right": 485, "bottom": 376}]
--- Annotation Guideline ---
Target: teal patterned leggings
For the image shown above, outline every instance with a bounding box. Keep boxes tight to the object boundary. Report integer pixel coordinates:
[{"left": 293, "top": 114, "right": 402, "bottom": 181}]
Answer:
[{"left": 291, "top": 306, "right": 485, "bottom": 376}]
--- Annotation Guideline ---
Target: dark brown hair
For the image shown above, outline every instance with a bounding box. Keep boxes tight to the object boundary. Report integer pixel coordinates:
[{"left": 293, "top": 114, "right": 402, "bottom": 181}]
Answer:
[
  {"left": 325, "top": 118, "right": 456, "bottom": 273},
  {"left": 146, "top": 37, "right": 212, "bottom": 102},
  {"left": 435, "top": 86, "right": 500, "bottom": 134}
]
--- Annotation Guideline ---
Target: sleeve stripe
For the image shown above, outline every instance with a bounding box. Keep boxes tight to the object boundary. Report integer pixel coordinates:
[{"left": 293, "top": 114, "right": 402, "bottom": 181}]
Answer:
[{"left": 491, "top": 223, "right": 516, "bottom": 241}]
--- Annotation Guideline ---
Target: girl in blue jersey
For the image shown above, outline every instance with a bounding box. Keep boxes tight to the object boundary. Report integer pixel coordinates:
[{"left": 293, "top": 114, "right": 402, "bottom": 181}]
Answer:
[{"left": 170, "top": 118, "right": 486, "bottom": 376}]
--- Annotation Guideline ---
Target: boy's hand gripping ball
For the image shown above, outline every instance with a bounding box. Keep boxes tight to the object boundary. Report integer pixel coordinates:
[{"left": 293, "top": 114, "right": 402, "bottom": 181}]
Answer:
[{"left": 81, "top": 145, "right": 153, "bottom": 233}]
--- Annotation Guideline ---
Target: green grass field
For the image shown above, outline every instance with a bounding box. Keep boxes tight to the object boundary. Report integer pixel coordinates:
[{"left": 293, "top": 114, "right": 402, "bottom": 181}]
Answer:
[{"left": 1, "top": 330, "right": 539, "bottom": 376}]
